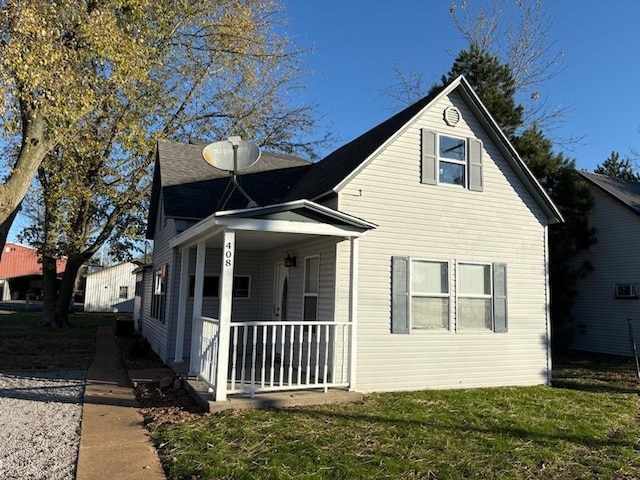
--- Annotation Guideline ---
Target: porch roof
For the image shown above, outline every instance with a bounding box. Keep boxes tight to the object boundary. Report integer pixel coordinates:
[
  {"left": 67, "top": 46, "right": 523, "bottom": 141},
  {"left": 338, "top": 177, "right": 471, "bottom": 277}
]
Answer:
[{"left": 169, "top": 199, "right": 376, "bottom": 250}]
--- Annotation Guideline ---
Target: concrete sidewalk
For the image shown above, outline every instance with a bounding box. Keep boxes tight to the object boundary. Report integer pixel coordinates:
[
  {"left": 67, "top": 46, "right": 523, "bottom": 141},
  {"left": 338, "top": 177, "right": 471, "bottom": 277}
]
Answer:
[{"left": 76, "top": 326, "right": 165, "bottom": 480}]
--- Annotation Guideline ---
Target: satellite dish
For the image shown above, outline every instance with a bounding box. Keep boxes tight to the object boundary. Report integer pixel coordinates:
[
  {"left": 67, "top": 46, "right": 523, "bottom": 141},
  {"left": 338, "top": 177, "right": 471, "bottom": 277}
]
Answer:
[
  {"left": 202, "top": 136, "right": 261, "bottom": 210},
  {"left": 202, "top": 137, "right": 261, "bottom": 172}
]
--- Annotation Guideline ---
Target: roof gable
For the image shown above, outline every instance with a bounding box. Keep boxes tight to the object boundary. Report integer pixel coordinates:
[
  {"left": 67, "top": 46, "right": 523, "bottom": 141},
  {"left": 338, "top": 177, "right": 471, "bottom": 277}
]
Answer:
[{"left": 283, "top": 76, "right": 562, "bottom": 224}]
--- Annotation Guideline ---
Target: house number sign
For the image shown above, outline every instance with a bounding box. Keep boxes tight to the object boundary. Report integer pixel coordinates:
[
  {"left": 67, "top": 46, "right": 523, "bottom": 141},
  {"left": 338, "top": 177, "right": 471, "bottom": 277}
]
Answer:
[{"left": 224, "top": 242, "right": 234, "bottom": 267}]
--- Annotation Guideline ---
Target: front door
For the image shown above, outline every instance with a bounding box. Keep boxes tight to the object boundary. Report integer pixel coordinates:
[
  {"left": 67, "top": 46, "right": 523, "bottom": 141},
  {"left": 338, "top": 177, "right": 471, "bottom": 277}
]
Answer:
[{"left": 273, "top": 262, "right": 288, "bottom": 321}]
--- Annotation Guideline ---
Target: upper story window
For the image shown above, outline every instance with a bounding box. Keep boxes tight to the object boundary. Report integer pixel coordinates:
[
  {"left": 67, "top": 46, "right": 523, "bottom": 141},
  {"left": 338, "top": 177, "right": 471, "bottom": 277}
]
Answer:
[
  {"left": 421, "top": 129, "right": 483, "bottom": 192},
  {"left": 439, "top": 135, "right": 466, "bottom": 186}
]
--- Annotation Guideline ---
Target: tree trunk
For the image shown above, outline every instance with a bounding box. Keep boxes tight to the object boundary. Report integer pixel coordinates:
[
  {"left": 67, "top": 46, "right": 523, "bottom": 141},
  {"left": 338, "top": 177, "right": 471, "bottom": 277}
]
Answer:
[
  {"left": 41, "top": 254, "right": 67, "bottom": 327},
  {"left": 0, "top": 207, "right": 21, "bottom": 261},
  {"left": 53, "top": 258, "right": 85, "bottom": 327}
]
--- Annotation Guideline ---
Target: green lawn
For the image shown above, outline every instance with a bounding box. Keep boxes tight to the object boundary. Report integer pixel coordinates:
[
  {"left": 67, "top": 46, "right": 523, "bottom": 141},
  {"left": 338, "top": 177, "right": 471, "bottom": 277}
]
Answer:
[
  {"left": 153, "top": 357, "right": 640, "bottom": 480},
  {"left": 0, "top": 311, "right": 117, "bottom": 369}
]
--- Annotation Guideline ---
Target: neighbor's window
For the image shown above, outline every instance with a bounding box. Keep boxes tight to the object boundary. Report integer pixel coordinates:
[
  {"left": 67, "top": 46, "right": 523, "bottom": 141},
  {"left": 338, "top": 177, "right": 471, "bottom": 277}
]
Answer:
[
  {"left": 119, "top": 286, "right": 128, "bottom": 299},
  {"left": 303, "top": 256, "right": 319, "bottom": 320},
  {"left": 439, "top": 135, "right": 466, "bottom": 186},
  {"left": 458, "top": 263, "right": 492, "bottom": 330},
  {"left": 411, "top": 260, "right": 450, "bottom": 330}
]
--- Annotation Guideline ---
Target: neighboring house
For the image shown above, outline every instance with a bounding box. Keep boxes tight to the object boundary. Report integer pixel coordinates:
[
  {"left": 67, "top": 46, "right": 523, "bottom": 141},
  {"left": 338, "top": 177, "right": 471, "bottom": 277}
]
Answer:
[
  {"left": 572, "top": 171, "right": 640, "bottom": 356},
  {"left": 0, "top": 242, "right": 67, "bottom": 301},
  {"left": 138, "top": 75, "right": 562, "bottom": 403},
  {"left": 84, "top": 262, "right": 139, "bottom": 313}
]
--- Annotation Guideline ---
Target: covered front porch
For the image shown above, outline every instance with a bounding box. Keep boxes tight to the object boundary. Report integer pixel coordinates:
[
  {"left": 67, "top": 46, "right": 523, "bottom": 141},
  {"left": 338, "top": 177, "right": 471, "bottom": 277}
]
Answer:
[{"left": 168, "top": 200, "right": 375, "bottom": 404}]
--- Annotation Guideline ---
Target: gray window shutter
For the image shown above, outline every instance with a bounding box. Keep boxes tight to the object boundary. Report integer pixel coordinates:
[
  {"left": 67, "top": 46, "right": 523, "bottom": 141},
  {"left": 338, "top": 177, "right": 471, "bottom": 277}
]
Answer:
[
  {"left": 391, "top": 256, "right": 410, "bottom": 333},
  {"left": 468, "top": 138, "right": 483, "bottom": 192},
  {"left": 493, "top": 263, "right": 508, "bottom": 332},
  {"left": 421, "top": 129, "right": 437, "bottom": 185}
]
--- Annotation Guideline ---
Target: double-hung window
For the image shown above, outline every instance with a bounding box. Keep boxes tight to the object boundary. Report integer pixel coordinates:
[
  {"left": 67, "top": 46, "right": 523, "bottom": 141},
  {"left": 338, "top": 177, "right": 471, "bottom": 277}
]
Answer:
[
  {"left": 392, "top": 257, "right": 507, "bottom": 333},
  {"left": 411, "top": 260, "right": 450, "bottom": 330},
  {"left": 151, "top": 264, "right": 167, "bottom": 322},
  {"left": 458, "top": 263, "right": 492, "bottom": 330},
  {"left": 439, "top": 136, "right": 466, "bottom": 186},
  {"left": 421, "top": 129, "right": 483, "bottom": 191}
]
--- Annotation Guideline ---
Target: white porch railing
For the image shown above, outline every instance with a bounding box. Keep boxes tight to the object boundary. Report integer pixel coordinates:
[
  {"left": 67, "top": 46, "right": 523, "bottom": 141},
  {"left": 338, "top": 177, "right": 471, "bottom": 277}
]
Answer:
[
  {"left": 189, "top": 316, "right": 220, "bottom": 388},
  {"left": 189, "top": 317, "right": 352, "bottom": 399}
]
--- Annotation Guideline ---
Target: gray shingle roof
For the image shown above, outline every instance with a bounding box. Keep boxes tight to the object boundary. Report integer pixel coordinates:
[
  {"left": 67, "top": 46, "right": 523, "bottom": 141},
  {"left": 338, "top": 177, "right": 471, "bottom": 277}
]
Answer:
[
  {"left": 283, "top": 89, "right": 441, "bottom": 202},
  {"left": 148, "top": 76, "right": 563, "bottom": 238},
  {"left": 577, "top": 170, "right": 640, "bottom": 215},
  {"left": 147, "top": 140, "right": 311, "bottom": 237}
]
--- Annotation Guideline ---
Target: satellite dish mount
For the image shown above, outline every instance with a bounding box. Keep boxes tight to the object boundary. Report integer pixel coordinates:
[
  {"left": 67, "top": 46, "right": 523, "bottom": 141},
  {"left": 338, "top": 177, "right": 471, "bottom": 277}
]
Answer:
[{"left": 202, "top": 136, "right": 261, "bottom": 210}]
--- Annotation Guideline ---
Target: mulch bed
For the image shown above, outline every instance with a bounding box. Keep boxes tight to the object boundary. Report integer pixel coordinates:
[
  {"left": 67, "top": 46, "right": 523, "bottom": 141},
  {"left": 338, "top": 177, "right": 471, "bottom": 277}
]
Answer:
[{"left": 114, "top": 332, "right": 207, "bottom": 427}]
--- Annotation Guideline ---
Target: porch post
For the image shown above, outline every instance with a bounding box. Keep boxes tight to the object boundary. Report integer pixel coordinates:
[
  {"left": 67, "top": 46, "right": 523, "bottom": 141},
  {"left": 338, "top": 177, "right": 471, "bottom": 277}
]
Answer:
[
  {"left": 215, "top": 230, "right": 235, "bottom": 401},
  {"left": 188, "top": 241, "right": 207, "bottom": 375},
  {"left": 174, "top": 247, "right": 190, "bottom": 363},
  {"left": 348, "top": 237, "right": 359, "bottom": 390}
]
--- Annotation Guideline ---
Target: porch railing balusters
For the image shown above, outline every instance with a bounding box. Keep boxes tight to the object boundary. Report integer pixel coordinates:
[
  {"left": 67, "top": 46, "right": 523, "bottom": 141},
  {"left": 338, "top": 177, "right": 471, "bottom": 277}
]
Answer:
[
  {"left": 261, "top": 325, "right": 267, "bottom": 388},
  {"left": 323, "top": 324, "right": 330, "bottom": 392},
  {"left": 296, "top": 324, "right": 303, "bottom": 386},
  {"left": 250, "top": 325, "right": 258, "bottom": 397},
  {"left": 305, "top": 324, "right": 312, "bottom": 385},
  {"left": 240, "top": 325, "right": 248, "bottom": 389},
  {"left": 230, "top": 325, "right": 238, "bottom": 391},
  {"left": 193, "top": 319, "right": 351, "bottom": 396},
  {"left": 287, "top": 325, "right": 294, "bottom": 386}
]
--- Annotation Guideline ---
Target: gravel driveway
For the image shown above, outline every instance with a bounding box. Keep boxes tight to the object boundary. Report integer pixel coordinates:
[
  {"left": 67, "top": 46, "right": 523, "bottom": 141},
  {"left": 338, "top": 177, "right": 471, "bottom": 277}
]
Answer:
[{"left": 0, "top": 370, "right": 85, "bottom": 480}]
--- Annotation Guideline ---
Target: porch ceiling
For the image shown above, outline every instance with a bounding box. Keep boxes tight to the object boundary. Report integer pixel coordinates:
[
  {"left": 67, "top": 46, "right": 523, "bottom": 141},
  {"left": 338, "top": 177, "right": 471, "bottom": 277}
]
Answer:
[{"left": 209, "top": 230, "right": 318, "bottom": 251}]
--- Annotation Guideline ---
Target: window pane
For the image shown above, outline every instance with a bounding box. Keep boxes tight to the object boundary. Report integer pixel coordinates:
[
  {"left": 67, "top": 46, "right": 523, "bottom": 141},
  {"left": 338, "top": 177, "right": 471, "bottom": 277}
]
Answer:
[
  {"left": 439, "top": 162, "right": 465, "bottom": 185},
  {"left": 303, "top": 296, "right": 318, "bottom": 320},
  {"left": 412, "top": 261, "right": 448, "bottom": 294},
  {"left": 233, "top": 276, "right": 250, "bottom": 298},
  {"left": 458, "top": 298, "right": 492, "bottom": 330},
  {"left": 459, "top": 264, "right": 490, "bottom": 295},
  {"left": 440, "top": 136, "right": 466, "bottom": 160},
  {"left": 412, "top": 297, "right": 449, "bottom": 329},
  {"left": 305, "top": 257, "right": 319, "bottom": 293}
]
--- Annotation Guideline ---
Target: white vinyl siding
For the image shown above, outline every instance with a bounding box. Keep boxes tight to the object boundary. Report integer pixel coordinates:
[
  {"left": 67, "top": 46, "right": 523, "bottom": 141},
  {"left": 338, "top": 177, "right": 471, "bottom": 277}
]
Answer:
[
  {"left": 335, "top": 90, "right": 550, "bottom": 392},
  {"left": 84, "top": 262, "right": 138, "bottom": 313}
]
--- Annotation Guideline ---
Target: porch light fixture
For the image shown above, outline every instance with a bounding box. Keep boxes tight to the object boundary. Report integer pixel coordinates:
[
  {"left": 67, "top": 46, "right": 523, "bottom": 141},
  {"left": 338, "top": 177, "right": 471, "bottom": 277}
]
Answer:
[{"left": 284, "top": 250, "right": 297, "bottom": 268}]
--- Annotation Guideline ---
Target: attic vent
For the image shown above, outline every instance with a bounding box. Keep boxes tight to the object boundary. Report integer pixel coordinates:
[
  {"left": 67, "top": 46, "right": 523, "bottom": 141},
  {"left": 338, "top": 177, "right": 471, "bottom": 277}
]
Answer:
[
  {"left": 615, "top": 284, "right": 638, "bottom": 299},
  {"left": 444, "top": 106, "right": 461, "bottom": 126}
]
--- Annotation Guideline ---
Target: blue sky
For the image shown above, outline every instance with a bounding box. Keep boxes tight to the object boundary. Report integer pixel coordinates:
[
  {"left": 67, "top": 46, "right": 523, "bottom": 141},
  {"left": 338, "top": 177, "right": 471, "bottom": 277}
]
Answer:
[{"left": 282, "top": 1, "right": 640, "bottom": 171}]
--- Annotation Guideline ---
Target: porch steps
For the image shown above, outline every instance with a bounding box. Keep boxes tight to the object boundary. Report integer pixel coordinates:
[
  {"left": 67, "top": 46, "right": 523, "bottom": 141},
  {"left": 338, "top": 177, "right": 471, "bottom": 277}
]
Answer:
[
  {"left": 185, "top": 378, "right": 365, "bottom": 413},
  {"left": 128, "top": 366, "right": 364, "bottom": 414}
]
